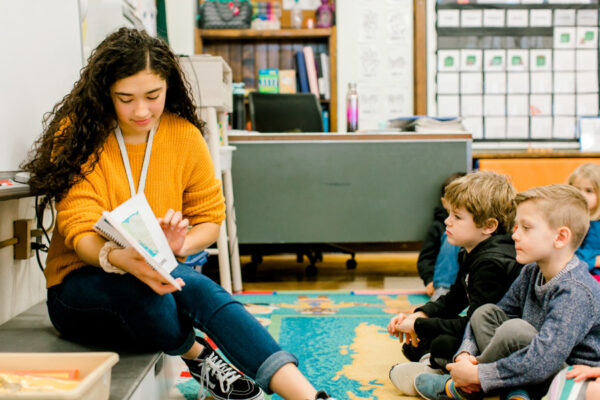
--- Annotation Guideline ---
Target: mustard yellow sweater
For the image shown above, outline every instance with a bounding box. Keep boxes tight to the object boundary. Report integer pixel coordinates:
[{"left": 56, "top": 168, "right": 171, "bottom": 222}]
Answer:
[{"left": 45, "top": 112, "right": 225, "bottom": 288}]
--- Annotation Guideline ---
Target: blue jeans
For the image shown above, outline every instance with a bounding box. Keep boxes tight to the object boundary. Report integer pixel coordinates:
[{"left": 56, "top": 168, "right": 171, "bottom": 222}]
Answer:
[
  {"left": 432, "top": 233, "right": 460, "bottom": 289},
  {"left": 46, "top": 264, "right": 297, "bottom": 392}
]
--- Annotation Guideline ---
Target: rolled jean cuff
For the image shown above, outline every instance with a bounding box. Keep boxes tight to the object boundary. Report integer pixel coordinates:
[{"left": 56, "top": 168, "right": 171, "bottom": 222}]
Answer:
[
  {"left": 164, "top": 329, "right": 197, "bottom": 356},
  {"left": 255, "top": 350, "right": 299, "bottom": 393}
]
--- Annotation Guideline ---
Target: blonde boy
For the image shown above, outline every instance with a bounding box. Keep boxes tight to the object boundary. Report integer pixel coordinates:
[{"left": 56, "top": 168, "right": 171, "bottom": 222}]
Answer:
[
  {"left": 388, "top": 171, "right": 522, "bottom": 395},
  {"left": 414, "top": 185, "right": 600, "bottom": 400}
]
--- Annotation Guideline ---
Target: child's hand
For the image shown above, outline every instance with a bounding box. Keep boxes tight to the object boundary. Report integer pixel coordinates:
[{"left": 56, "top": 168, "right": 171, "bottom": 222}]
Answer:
[
  {"left": 566, "top": 365, "right": 600, "bottom": 382},
  {"left": 426, "top": 282, "right": 435, "bottom": 297},
  {"left": 395, "top": 318, "right": 419, "bottom": 347},
  {"left": 387, "top": 313, "right": 407, "bottom": 336},
  {"left": 158, "top": 209, "right": 190, "bottom": 256},
  {"left": 455, "top": 352, "right": 478, "bottom": 365},
  {"left": 447, "top": 359, "right": 481, "bottom": 392}
]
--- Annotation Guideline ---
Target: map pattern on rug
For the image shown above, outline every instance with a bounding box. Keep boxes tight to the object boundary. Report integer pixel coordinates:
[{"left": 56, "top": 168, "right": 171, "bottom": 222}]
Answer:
[{"left": 174, "top": 291, "right": 429, "bottom": 400}]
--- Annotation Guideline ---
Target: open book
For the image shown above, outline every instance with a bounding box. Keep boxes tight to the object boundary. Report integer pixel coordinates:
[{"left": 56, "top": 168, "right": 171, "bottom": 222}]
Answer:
[{"left": 93, "top": 193, "right": 181, "bottom": 290}]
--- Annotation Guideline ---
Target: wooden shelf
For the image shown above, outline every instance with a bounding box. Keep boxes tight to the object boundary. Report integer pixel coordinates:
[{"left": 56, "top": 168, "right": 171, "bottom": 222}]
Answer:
[
  {"left": 199, "top": 28, "right": 334, "bottom": 40},
  {"left": 243, "top": 97, "right": 329, "bottom": 104},
  {"left": 195, "top": 26, "right": 338, "bottom": 131}
]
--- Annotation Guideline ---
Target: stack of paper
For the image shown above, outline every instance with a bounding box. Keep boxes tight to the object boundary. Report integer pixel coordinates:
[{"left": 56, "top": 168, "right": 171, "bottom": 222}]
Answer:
[{"left": 388, "top": 117, "right": 466, "bottom": 133}]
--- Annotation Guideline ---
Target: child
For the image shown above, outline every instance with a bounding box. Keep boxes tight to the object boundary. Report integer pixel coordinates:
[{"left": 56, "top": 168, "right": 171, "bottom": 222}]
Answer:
[
  {"left": 387, "top": 171, "right": 522, "bottom": 395},
  {"left": 414, "top": 185, "right": 600, "bottom": 400},
  {"left": 545, "top": 365, "right": 600, "bottom": 399},
  {"left": 417, "top": 172, "right": 465, "bottom": 302},
  {"left": 21, "top": 28, "right": 336, "bottom": 400},
  {"left": 569, "top": 163, "right": 600, "bottom": 281}
]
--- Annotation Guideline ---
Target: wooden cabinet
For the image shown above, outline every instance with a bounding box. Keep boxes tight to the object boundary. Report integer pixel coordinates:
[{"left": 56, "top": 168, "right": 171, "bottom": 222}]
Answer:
[
  {"left": 195, "top": 27, "right": 338, "bottom": 131},
  {"left": 475, "top": 151, "right": 600, "bottom": 192}
]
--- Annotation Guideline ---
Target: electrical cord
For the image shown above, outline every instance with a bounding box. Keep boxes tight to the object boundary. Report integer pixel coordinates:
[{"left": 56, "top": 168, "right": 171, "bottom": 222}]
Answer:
[{"left": 32, "top": 195, "right": 54, "bottom": 272}]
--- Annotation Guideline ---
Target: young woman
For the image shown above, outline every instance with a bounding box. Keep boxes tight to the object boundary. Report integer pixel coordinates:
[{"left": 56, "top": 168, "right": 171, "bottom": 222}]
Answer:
[{"left": 22, "top": 27, "right": 335, "bottom": 400}]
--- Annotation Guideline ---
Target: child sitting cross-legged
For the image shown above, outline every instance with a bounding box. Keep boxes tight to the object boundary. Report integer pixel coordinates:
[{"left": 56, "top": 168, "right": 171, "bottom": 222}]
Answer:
[
  {"left": 568, "top": 163, "right": 600, "bottom": 282},
  {"left": 414, "top": 185, "right": 600, "bottom": 400},
  {"left": 387, "top": 171, "right": 523, "bottom": 396},
  {"left": 544, "top": 365, "right": 600, "bottom": 400}
]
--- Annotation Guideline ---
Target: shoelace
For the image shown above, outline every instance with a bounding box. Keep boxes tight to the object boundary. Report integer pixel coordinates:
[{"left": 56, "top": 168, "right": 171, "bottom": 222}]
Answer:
[{"left": 198, "top": 353, "right": 242, "bottom": 400}]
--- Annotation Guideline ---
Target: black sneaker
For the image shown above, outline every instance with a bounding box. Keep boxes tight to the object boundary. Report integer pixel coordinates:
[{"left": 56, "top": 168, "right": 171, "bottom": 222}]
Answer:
[
  {"left": 315, "top": 390, "right": 338, "bottom": 400},
  {"left": 183, "top": 337, "right": 264, "bottom": 400}
]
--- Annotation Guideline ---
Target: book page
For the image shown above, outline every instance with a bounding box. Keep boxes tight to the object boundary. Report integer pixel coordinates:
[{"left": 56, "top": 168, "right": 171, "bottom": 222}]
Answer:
[{"left": 107, "top": 194, "right": 179, "bottom": 274}]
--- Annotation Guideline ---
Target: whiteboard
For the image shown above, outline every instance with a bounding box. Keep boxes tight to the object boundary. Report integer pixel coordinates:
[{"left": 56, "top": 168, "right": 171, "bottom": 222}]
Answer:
[{"left": 0, "top": 0, "right": 83, "bottom": 171}]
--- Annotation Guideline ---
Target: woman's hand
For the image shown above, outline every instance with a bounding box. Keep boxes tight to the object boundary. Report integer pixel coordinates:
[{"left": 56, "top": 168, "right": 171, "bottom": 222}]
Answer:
[
  {"left": 109, "top": 247, "right": 184, "bottom": 295},
  {"left": 566, "top": 365, "right": 600, "bottom": 382},
  {"left": 158, "top": 209, "right": 189, "bottom": 256}
]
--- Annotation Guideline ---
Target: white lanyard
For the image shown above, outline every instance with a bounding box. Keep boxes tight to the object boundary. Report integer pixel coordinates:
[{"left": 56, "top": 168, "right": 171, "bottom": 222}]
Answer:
[{"left": 114, "top": 122, "right": 158, "bottom": 197}]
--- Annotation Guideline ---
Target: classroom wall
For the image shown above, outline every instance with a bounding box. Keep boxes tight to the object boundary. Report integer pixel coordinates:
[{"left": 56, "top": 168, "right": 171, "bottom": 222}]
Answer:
[
  {"left": 0, "top": 198, "right": 47, "bottom": 325},
  {"left": 337, "top": 0, "right": 414, "bottom": 132}
]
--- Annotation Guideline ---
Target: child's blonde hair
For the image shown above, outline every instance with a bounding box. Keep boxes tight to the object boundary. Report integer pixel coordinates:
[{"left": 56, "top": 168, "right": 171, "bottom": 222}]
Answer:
[
  {"left": 568, "top": 163, "right": 600, "bottom": 220},
  {"left": 443, "top": 171, "right": 516, "bottom": 234},
  {"left": 515, "top": 185, "right": 590, "bottom": 249}
]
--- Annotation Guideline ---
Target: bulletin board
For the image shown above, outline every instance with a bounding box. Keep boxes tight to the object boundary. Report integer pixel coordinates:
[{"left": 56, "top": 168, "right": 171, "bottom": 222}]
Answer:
[
  {"left": 431, "top": 0, "right": 599, "bottom": 143},
  {"left": 0, "top": 0, "right": 83, "bottom": 172}
]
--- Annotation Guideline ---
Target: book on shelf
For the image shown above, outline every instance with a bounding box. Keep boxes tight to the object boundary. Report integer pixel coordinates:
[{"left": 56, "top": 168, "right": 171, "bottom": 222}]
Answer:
[
  {"left": 315, "top": 52, "right": 325, "bottom": 99},
  {"left": 279, "top": 69, "right": 297, "bottom": 93},
  {"left": 320, "top": 52, "right": 330, "bottom": 100},
  {"left": 279, "top": 42, "right": 294, "bottom": 70},
  {"left": 258, "top": 68, "right": 279, "bottom": 93},
  {"left": 242, "top": 43, "right": 255, "bottom": 88},
  {"left": 267, "top": 43, "right": 280, "bottom": 70},
  {"left": 294, "top": 51, "right": 310, "bottom": 93},
  {"left": 302, "top": 46, "right": 320, "bottom": 97},
  {"left": 93, "top": 193, "right": 181, "bottom": 290}
]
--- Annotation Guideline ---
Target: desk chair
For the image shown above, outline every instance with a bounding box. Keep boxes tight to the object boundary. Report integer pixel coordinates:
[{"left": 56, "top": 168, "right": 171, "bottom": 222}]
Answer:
[
  {"left": 248, "top": 92, "right": 324, "bottom": 133},
  {"left": 245, "top": 93, "right": 356, "bottom": 276}
]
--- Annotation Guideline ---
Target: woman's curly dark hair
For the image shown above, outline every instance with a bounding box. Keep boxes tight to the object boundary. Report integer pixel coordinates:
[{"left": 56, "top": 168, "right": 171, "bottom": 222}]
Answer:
[{"left": 21, "top": 27, "right": 202, "bottom": 204}]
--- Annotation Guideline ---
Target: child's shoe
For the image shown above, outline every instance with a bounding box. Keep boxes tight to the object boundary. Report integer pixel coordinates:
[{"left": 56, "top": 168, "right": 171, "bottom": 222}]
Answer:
[
  {"left": 183, "top": 336, "right": 264, "bottom": 400},
  {"left": 389, "top": 361, "right": 442, "bottom": 396},
  {"left": 504, "top": 389, "right": 531, "bottom": 400},
  {"left": 414, "top": 372, "right": 483, "bottom": 400},
  {"left": 402, "top": 339, "right": 430, "bottom": 362},
  {"left": 315, "top": 390, "right": 338, "bottom": 399}
]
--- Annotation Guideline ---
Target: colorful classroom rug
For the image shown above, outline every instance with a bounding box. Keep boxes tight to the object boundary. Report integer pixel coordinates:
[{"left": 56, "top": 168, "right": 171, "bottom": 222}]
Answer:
[{"left": 170, "top": 290, "right": 429, "bottom": 400}]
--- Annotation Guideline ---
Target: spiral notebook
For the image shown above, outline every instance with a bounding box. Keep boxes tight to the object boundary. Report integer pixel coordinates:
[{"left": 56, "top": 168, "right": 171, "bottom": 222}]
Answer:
[{"left": 93, "top": 193, "right": 181, "bottom": 290}]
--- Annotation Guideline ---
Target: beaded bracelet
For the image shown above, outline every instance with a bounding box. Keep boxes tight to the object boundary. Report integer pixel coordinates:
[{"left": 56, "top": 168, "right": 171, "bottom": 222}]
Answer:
[{"left": 98, "top": 241, "right": 126, "bottom": 275}]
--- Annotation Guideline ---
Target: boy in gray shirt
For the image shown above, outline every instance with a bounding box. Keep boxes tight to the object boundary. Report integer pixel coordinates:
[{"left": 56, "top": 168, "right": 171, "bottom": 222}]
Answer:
[{"left": 414, "top": 185, "right": 600, "bottom": 400}]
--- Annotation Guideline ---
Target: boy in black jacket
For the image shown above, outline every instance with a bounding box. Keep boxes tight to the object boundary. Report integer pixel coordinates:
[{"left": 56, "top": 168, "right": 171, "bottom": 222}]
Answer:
[
  {"left": 417, "top": 172, "right": 465, "bottom": 301},
  {"left": 387, "top": 171, "right": 523, "bottom": 396}
]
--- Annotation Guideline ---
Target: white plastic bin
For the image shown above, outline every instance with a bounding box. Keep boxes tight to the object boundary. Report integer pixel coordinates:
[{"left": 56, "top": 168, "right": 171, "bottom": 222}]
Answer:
[{"left": 0, "top": 352, "right": 119, "bottom": 399}]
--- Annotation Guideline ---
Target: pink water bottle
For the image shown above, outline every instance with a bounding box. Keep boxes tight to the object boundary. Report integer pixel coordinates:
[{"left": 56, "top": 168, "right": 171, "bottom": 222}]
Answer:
[
  {"left": 315, "top": 0, "right": 335, "bottom": 28},
  {"left": 346, "top": 82, "right": 358, "bottom": 132}
]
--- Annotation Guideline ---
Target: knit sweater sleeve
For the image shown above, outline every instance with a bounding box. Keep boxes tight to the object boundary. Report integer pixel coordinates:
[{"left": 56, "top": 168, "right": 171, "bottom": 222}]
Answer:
[
  {"left": 55, "top": 160, "right": 110, "bottom": 250},
  {"left": 478, "top": 281, "right": 598, "bottom": 392},
  {"left": 180, "top": 132, "right": 225, "bottom": 226}
]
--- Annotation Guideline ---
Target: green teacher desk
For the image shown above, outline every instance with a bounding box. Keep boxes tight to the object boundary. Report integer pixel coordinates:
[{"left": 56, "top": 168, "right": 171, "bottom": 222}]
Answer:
[{"left": 227, "top": 132, "right": 472, "bottom": 270}]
